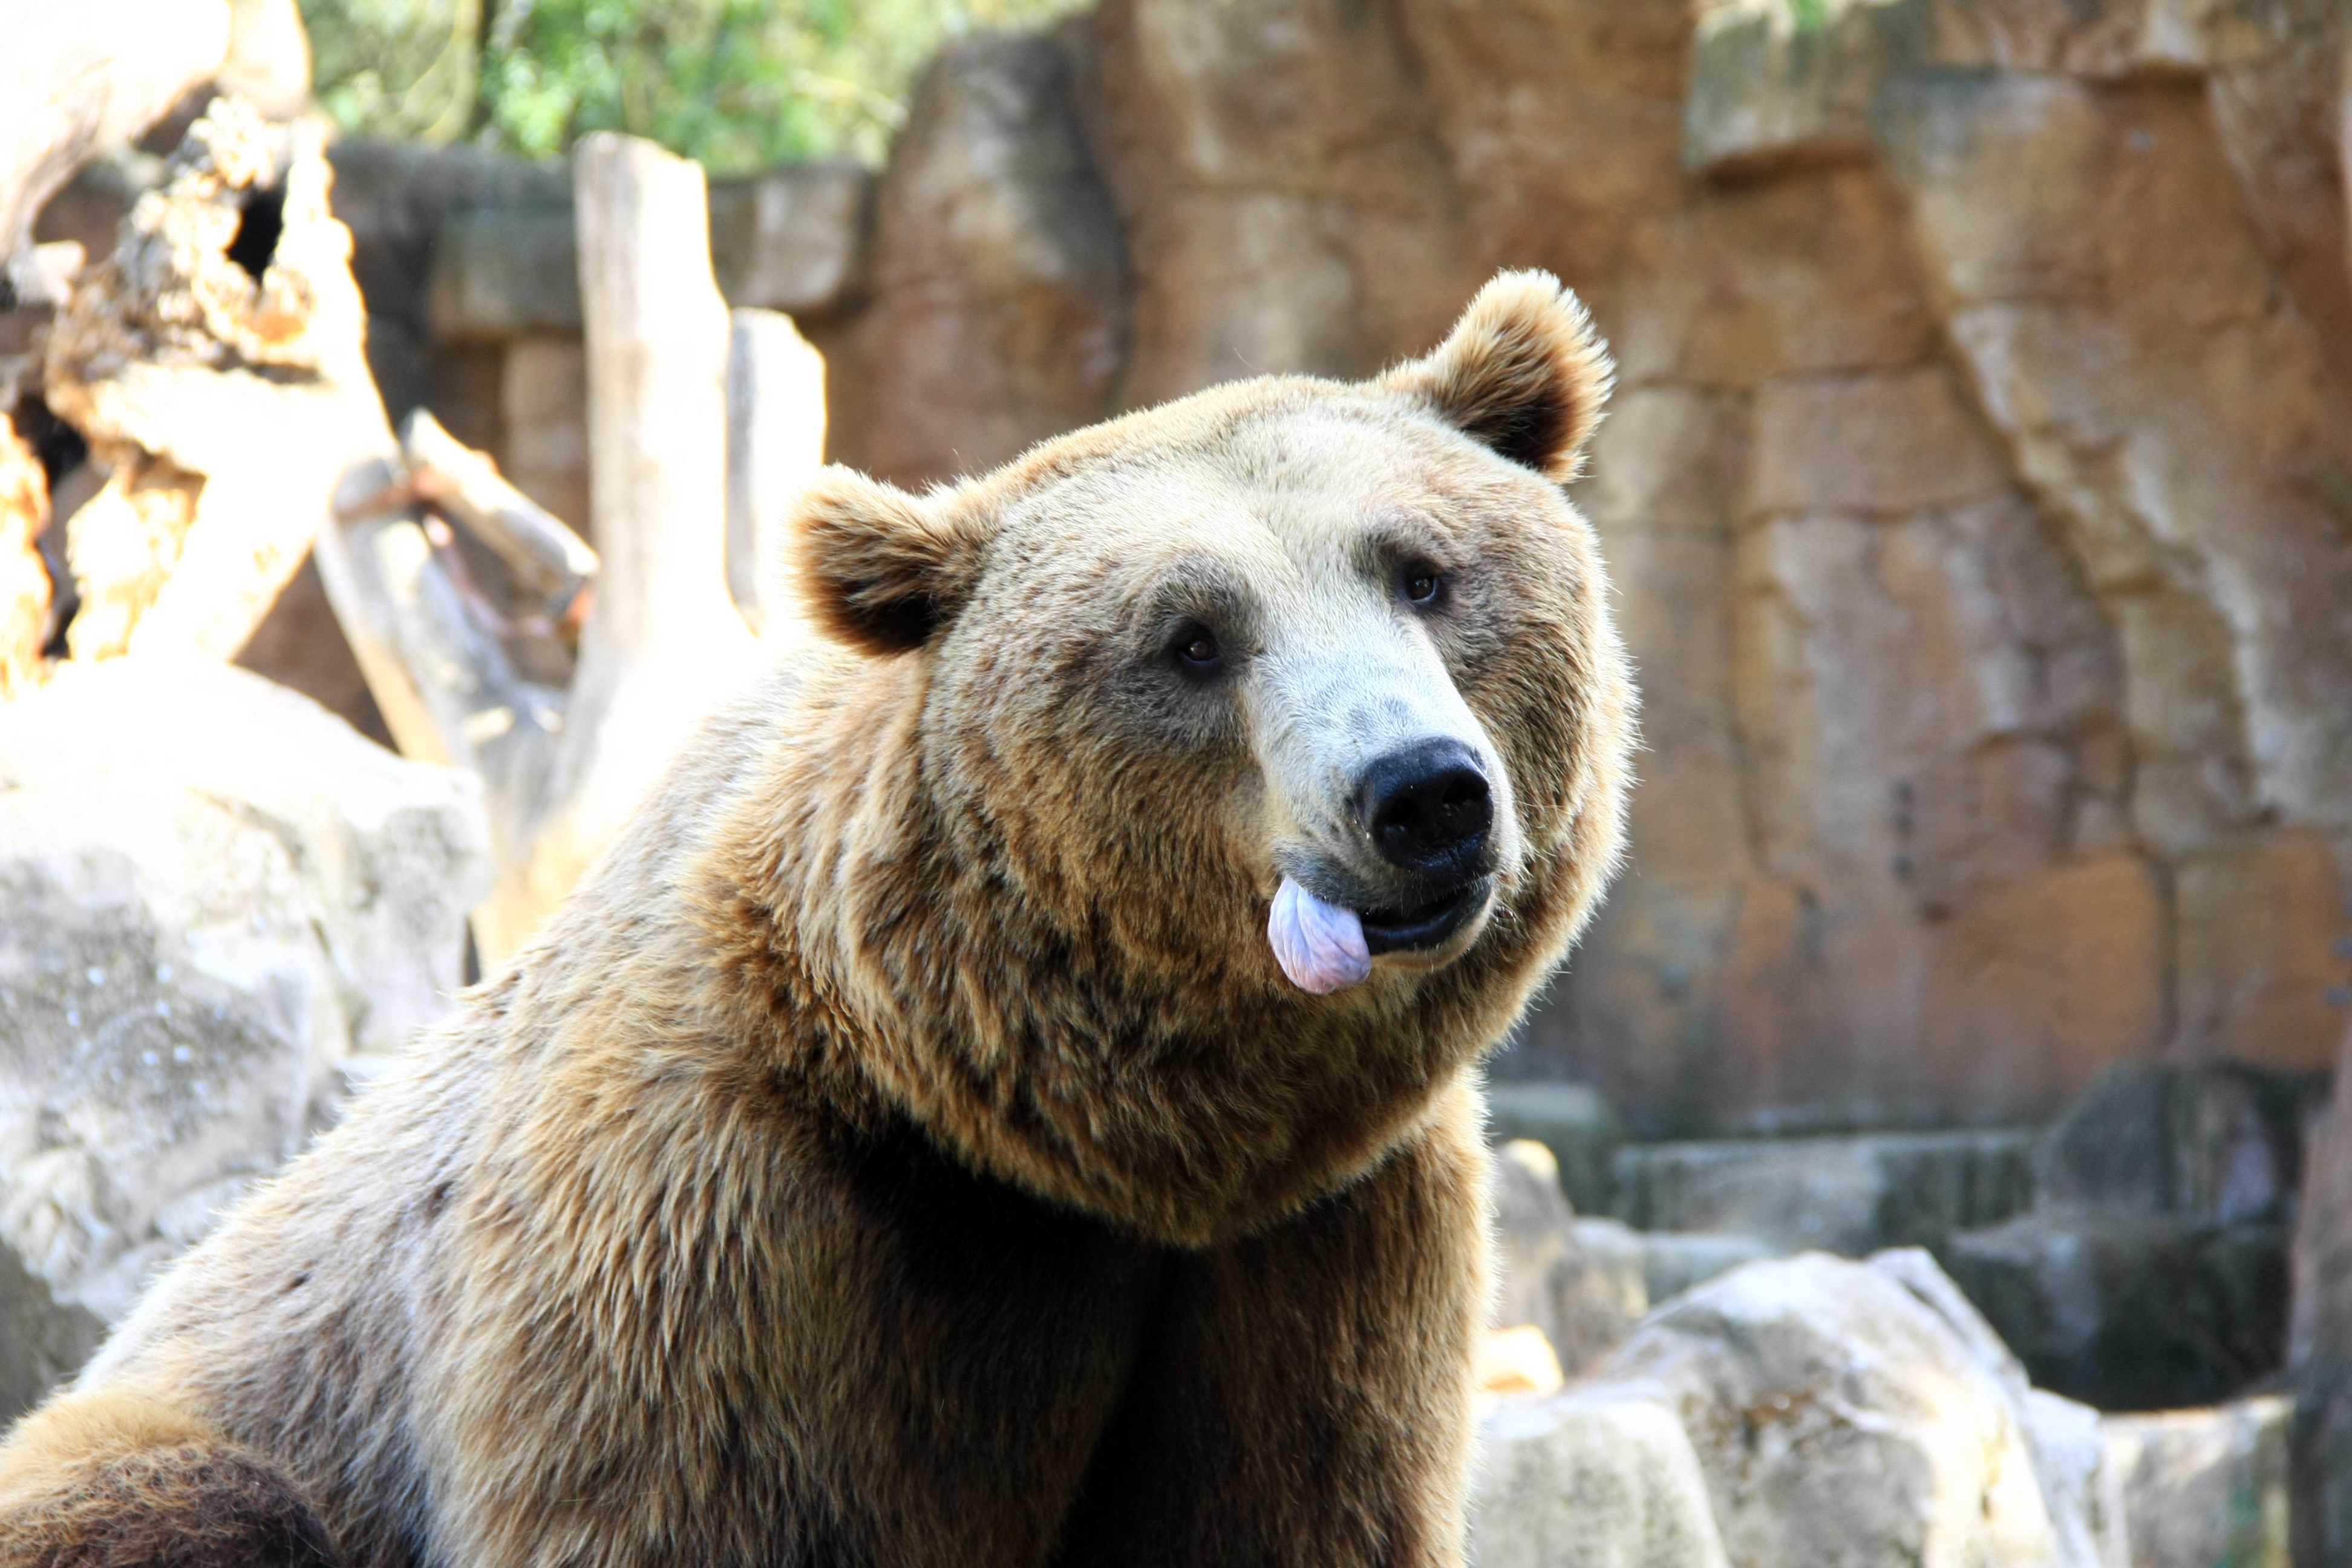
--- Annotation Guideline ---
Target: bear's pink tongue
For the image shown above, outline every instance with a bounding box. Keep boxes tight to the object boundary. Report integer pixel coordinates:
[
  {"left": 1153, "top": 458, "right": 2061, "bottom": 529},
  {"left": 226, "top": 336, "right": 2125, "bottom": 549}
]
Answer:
[{"left": 1269, "top": 877, "right": 1372, "bottom": 995}]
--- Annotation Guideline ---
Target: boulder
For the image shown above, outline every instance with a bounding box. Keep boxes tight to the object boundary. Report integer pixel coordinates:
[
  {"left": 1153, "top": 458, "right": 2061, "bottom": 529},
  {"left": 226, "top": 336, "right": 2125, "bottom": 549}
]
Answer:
[
  {"left": 1866, "top": 1246, "right": 2129, "bottom": 1568},
  {"left": 0, "top": 661, "right": 489, "bottom": 1411},
  {"left": 1927, "top": 1059, "right": 2324, "bottom": 1409},
  {"left": 1552, "top": 1213, "right": 1785, "bottom": 1314},
  {"left": 1492, "top": 1141, "right": 1638, "bottom": 1375},
  {"left": 1612, "top": 1128, "right": 2036, "bottom": 1255},
  {"left": 1564, "top": 1217, "right": 1659, "bottom": 1316},
  {"left": 0, "top": 1241, "right": 103, "bottom": 1428},
  {"left": 1633, "top": 1229, "right": 1782, "bottom": 1308},
  {"left": 2103, "top": 1396, "right": 2288, "bottom": 1568},
  {"left": 1581, "top": 1250, "right": 2125, "bottom": 1568},
  {"left": 2037, "top": 1061, "right": 2328, "bottom": 1226},
  {"left": 1469, "top": 1386, "right": 1730, "bottom": 1568}
]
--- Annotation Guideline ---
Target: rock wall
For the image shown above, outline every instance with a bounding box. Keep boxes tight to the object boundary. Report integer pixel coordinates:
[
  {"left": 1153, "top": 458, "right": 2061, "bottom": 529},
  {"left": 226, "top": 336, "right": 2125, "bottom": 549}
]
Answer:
[{"left": 315, "top": 0, "right": 2352, "bottom": 1136}]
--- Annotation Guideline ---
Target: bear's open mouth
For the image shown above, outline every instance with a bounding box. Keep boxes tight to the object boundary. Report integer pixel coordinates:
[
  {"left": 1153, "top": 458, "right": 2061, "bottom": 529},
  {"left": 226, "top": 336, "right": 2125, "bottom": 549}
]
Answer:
[{"left": 1356, "top": 875, "right": 1493, "bottom": 956}]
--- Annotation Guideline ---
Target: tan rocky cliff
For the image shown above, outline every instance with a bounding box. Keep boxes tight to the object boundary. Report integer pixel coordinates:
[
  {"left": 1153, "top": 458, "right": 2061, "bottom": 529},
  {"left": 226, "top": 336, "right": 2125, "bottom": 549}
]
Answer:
[{"left": 302, "top": 0, "right": 2352, "bottom": 1136}]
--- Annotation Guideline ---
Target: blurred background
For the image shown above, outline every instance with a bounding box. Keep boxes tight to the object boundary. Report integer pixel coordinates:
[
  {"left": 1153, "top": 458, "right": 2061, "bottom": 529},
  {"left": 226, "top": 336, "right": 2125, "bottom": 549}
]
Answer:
[{"left": 3, "top": 1, "right": 2351, "bottom": 1563}]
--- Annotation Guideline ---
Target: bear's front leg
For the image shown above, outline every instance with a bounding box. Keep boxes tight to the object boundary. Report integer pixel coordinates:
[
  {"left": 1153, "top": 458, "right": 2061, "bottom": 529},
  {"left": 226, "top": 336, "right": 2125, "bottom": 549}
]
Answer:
[{"left": 1052, "top": 1075, "right": 1491, "bottom": 1568}]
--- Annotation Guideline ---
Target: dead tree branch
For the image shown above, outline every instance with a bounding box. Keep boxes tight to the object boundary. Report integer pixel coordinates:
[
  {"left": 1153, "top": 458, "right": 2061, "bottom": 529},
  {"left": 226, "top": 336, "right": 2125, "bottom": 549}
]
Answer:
[
  {"left": 29, "top": 108, "right": 812, "bottom": 969},
  {"left": 402, "top": 409, "right": 598, "bottom": 619}
]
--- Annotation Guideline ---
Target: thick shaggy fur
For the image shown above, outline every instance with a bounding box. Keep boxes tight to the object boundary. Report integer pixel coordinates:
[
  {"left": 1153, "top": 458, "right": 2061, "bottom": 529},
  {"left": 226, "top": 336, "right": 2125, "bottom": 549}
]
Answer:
[
  {"left": 0, "top": 1397, "right": 335, "bottom": 1567},
  {"left": 0, "top": 271, "right": 1634, "bottom": 1568}
]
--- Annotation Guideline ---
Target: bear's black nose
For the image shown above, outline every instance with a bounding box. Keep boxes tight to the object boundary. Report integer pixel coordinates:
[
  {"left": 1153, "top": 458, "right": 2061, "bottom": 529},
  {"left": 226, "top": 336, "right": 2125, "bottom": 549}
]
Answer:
[{"left": 1357, "top": 740, "right": 1493, "bottom": 874}]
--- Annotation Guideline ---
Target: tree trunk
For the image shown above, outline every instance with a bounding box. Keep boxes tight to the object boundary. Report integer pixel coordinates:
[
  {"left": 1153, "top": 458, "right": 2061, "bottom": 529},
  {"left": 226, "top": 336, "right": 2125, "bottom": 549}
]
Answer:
[
  {"left": 469, "top": 133, "right": 759, "bottom": 962},
  {"left": 326, "top": 134, "right": 803, "bottom": 967},
  {"left": 725, "top": 307, "right": 826, "bottom": 636}
]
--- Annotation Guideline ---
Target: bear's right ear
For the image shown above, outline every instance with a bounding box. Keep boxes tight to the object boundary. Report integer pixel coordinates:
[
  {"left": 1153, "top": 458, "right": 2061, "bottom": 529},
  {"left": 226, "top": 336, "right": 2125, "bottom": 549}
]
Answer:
[
  {"left": 789, "top": 468, "right": 993, "bottom": 656},
  {"left": 1380, "top": 270, "right": 1613, "bottom": 483}
]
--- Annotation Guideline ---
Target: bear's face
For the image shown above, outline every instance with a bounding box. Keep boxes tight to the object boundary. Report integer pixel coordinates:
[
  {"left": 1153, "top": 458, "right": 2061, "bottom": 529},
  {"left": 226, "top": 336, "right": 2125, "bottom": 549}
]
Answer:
[
  {"left": 919, "top": 402, "right": 1566, "bottom": 991},
  {"left": 780, "top": 273, "right": 1632, "bottom": 1236}
]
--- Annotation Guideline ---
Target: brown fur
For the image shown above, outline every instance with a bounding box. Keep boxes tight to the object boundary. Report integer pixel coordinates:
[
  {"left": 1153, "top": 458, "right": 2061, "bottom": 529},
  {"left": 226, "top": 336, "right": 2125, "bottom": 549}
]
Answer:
[
  {"left": 0, "top": 1396, "right": 335, "bottom": 1567},
  {"left": 1380, "top": 271, "right": 1613, "bottom": 484},
  {"left": 0, "top": 272, "right": 1634, "bottom": 1568}
]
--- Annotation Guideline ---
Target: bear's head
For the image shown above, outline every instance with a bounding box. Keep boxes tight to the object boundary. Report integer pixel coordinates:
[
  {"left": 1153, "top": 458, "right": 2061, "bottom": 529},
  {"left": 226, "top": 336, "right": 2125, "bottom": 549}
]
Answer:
[{"left": 772, "top": 272, "right": 1634, "bottom": 1243}]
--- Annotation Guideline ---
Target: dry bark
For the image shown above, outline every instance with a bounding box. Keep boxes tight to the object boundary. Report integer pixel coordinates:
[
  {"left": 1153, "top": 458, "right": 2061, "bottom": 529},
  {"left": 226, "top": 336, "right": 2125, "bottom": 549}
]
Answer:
[
  {"left": 44, "top": 98, "right": 388, "bottom": 665},
  {"left": 0, "top": 415, "right": 48, "bottom": 694},
  {"left": 724, "top": 307, "right": 826, "bottom": 635},
  {"left": 0, "top": 1, "right": 232, "bottom": 298}
]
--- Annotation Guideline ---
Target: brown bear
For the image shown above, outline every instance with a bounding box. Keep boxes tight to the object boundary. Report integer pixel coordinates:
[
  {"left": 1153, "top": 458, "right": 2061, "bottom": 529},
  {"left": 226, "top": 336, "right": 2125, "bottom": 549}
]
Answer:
[{"left": 0, "top": 270, "right": 1633, "bottom": 1568}]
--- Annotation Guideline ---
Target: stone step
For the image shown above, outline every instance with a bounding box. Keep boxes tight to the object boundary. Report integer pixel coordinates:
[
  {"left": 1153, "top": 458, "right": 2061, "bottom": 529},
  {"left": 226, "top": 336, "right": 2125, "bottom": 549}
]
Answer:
[
  {"left": 1495, "top": 1064, "right": 2328, "bottom": 1413},
  {"left": 1943, "top": 1207, "right": 2287, "bottom": 1412},
  {"left": 1609, "top": 1127, "right": 2039, "bottom": 1255}
]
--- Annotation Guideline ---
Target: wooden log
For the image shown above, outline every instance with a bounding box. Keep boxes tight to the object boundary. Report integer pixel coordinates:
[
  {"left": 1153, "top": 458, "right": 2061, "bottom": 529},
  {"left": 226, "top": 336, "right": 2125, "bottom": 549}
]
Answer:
[
  {"left": 725, "top": 307, "right": 826, "bottom": 636},
  {"left": 401, "top": 408, "right": 598, "bottom": 615},
  {"left": 311, "top": 134, "right": 789, "bottom": 964},
  {"left": 322, "top": 462, "right": 540, "bottom": 774},
  {"left": 0, "top": 1, "right": 232, "bottom": 293}
]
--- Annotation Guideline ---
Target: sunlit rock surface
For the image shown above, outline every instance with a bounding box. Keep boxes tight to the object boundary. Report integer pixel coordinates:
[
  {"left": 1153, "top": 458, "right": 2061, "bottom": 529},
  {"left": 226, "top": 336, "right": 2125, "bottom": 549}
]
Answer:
[
  {"left": 0, "top": 662, "right": 488, "bottom": 1410},
  {"left": 1485, "top": 1250, "right": 2127, "bottom": 1568}
]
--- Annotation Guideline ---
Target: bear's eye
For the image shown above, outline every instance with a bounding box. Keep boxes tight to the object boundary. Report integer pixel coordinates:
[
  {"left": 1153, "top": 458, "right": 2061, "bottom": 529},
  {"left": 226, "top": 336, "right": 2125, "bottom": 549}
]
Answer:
[
  {"left": 1400, "top": 563, "right": 1445, "bottom": 607},
  {"left": 1171, "top": 623, "right": 1222, "bottom": 673}
]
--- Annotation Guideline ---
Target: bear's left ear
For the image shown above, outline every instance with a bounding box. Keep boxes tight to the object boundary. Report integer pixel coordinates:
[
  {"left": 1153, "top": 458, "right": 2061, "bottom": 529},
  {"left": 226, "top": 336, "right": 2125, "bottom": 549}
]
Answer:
[
  {"left": 1380, "top": 270, "right": 1613, "bottom": 483},
  {"left": 789, "top": 467, "right": 995, "bottom": 656}
]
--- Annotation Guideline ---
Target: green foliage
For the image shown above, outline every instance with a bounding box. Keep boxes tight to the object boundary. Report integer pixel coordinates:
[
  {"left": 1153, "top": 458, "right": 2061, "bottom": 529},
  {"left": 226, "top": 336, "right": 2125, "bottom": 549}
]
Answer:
[
  {"left": 304, "top": 0, "right": 483, "bottom": 145},
  {"left": 298, "top": 0, "right": 1084, "bottom": 171}
]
